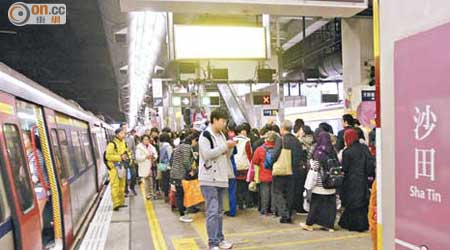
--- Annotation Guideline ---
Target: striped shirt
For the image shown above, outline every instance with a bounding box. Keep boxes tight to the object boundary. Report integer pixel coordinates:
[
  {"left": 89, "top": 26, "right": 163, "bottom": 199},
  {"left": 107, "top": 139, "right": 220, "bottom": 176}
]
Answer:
[
  {"left": 310, "top": 159, "right": 336, "bottom": 195},
  {"left": 170, "top": 144, "right": 193, "bottom": 180}
]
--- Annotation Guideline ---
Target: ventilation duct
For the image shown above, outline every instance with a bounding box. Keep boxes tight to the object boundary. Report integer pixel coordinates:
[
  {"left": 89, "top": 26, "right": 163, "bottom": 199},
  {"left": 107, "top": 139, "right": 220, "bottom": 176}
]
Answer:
[{"left": 318, "top": 53, "right": 342, "bottom": 78}]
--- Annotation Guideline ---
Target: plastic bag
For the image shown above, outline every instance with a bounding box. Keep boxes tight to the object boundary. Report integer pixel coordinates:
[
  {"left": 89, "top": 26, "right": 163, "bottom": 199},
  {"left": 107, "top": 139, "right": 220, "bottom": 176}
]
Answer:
[
  {"left": 304, "top": 169, "right": 318, "bottom": 190},
  {"left": 117, "top": 166, "right": 126, "bottom": 179},
  {"left": 182, "top": 179, "right": 205, "bottom": 207}
]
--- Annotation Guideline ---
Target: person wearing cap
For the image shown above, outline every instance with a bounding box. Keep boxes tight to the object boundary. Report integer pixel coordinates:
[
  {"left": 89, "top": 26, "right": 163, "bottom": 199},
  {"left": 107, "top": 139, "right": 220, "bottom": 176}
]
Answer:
[{"left": 106, "top": 128, "right": 132, "bottom": 211}]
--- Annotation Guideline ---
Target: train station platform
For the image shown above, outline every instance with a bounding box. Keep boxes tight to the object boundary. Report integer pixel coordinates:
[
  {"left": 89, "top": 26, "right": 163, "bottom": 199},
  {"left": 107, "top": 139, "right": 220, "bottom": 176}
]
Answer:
[{"left": 77, "top": 185, "right": 371, "bottom": 250}]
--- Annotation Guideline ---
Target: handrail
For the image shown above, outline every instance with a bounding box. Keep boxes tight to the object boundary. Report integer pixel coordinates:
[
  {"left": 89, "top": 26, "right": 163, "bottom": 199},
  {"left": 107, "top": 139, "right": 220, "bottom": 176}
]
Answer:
[{"left": 30, "top": 126, "right": 50, "bottom": 193}]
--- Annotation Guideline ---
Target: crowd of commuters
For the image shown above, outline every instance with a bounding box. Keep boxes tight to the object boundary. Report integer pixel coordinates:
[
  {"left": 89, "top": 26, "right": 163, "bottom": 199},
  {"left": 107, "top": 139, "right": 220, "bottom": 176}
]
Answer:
[{"left": 105, "top": 108, "right": 377, "bottom": 250}]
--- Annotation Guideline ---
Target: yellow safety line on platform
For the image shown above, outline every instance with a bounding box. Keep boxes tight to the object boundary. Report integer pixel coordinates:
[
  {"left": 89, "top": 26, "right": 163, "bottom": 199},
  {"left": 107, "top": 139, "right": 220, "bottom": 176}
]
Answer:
[
  {"left": 238, "top": 233, "right": 370, "bottom": 250},
  {"left": 172, "top": 238, "right": 200, "bottom": 250},
  {"left": 141, "top": 184, "right": 168, "bottom": 250},
  {"left": 227, "top": 226, "right": 302, "bottom": 237},
  {"left": 191, "top": 213, "right": 208, "bottom": 245}
]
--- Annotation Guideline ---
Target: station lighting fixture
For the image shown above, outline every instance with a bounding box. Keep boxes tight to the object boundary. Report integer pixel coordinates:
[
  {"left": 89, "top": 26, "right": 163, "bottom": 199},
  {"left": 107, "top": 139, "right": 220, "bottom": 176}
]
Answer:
[
  {"left": 128, "top": 11, "right": 166, "bottom": 128},
  {"left": 173, "top": 25, "right": 267, "bottom": 60}
]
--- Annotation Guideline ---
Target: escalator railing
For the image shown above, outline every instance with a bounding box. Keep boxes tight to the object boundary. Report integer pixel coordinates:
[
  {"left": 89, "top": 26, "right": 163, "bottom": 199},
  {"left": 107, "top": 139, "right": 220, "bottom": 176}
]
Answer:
[{"left": 216, "top": 83, "right": 248, "bottom": 125}]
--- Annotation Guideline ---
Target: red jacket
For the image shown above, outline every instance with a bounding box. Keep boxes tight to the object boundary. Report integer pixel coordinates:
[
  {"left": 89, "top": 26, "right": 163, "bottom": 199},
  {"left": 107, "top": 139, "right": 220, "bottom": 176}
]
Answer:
[{"left": 251, "top": 141, "right": 274, "bottom": 183}]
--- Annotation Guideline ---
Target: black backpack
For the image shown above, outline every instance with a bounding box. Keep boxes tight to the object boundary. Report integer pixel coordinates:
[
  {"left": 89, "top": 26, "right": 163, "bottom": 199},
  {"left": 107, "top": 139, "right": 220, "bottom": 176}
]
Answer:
[
  {"left": 201, "top": 130, "right": 215, "bottom": 149},
  {"left": 103, "top": 141, "right": 117, "bottom": 170},
  {"left": 319, "top": 154, "right": 344, "bottom": 189},
  {"left": 201, "top": 130, "right": 216, "bottom": 170}
]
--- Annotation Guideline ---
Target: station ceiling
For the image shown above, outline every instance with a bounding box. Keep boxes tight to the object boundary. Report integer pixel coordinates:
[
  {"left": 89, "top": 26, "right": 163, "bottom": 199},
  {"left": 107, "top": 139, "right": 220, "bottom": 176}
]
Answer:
[{"left": 0, "top": 0, "right": 125, "bottom": 123}]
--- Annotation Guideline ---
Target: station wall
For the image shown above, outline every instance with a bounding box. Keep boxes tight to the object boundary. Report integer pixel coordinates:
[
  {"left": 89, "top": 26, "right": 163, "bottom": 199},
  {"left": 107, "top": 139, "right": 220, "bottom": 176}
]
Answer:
[{"left": 379, "top": 1, "right": 450, "bottom": 249}]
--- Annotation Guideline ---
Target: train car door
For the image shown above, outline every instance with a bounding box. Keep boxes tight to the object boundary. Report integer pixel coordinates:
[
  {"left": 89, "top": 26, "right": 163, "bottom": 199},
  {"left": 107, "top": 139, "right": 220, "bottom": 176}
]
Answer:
[
  {"left": 91, "top": 124, "right": 105, "bottom": 190},
  {"left": 44, "top": 108, "right": 74, "bottom": 247},
  {"left": 0, "top": 154, "right": 15, "bottom": 250},
  {"left": 0, "top": 92, "right": 42, "bottom": 250},
  {"left": 15, "top": 100, "right": 66, "bottom": 250}
]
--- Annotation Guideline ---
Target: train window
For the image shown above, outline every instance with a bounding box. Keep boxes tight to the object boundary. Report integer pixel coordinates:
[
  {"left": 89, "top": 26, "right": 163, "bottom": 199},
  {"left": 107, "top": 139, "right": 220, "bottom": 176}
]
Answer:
[
  {"left": 0, "top": 154, "right": 11, "bottom": 223},
  {"left": 57, "top": 129, "right": 75, "bottom": 180},
  {"left": 91, "top": 133, "right": 100, "bottom": 160},
  {"left": 70, "top": 131, "right": 86, "bottom": 172},
  {"left": 0, "top": 177, "right": 10, "bottom": 224},
  {"left": 81, "top": 132, "right": 94, "bottom": 167},
  {"left": 16, "top": 100, "right": 50, "bottom": 188},
  {"left": 3, "top": 124, "right": 34, "bottom": 213},
  {"left": 50, "top": 129, "right": 63, "bottom": 179}
]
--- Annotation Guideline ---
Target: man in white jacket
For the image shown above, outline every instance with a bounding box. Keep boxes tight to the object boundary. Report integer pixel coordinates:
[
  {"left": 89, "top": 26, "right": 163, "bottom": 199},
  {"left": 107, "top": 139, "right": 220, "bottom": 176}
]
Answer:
[{"left": 199, "top": 109, "right": 236, "bottom": 250}]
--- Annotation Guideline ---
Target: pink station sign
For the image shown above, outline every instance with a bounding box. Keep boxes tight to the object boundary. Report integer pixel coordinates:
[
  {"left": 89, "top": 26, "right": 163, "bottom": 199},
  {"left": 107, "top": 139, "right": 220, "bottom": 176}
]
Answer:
[{"left": 394, "top": 22, "right": 450, "bottom": 249}]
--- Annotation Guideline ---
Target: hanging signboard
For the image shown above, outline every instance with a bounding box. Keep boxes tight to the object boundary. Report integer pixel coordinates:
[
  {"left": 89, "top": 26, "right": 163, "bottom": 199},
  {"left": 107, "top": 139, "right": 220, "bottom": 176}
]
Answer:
[
  {"left": 263, "top": 109, "right": 278, "bottom": 117},
  {"left": 394, "top": 21, "right": 450, "bottom": 250},
  {"left": 121, "top": 0, "right": 367, "bottom": 17}
]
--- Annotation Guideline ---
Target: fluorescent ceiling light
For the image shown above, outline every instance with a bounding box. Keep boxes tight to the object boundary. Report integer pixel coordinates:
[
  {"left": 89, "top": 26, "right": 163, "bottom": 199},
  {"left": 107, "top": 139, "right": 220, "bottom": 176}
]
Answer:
[
  {"left": 174, "top": 25, "right": 266, "bottom": 60},
  {"left": 128, "top": 11, "right": 166, "bottom": 128}
]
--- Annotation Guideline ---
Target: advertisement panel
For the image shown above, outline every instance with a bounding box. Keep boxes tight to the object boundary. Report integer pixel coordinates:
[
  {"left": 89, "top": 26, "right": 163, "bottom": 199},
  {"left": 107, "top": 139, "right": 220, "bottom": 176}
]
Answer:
[{"left": 394, "top": 21, "right": 450, "bottom": 250}]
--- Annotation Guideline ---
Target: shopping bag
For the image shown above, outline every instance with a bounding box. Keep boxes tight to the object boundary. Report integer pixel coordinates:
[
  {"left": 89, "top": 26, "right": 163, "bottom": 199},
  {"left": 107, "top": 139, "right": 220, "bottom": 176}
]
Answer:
[
  {"left": 157, "top": 163, "right": 168, "bottom": 172},
  {"left": 272, "top": 148, "right": 292, "bottom": 176},
  {"left": 304, "top": 169, "right": 318, "bottom": 190},
  {"left": 116, "top": 166, "right": 126, "bottom": 179},
  {"left": 248, "top": 181, "right": 257, "bottom": 192},
  {"left": 169, "top": 189, "right": 177, "bottom": 208},
  {"left": 127, "top": 168, "right": 131, "bottom": 180},
  {"left": 303, "top": 190, "right": 311, "bottom": 212},
  {"left": 182, "top": 179, "right": 205, "bottom": 208}
]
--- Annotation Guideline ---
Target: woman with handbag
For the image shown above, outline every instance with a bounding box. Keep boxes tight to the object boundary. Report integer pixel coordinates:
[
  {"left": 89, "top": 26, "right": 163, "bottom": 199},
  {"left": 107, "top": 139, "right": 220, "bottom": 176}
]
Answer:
[
  {"left": 301, "top": 131, "right": 337, "bottom": 232},
  {"left": 135, "top": 135, "right": 158, "bottom": 200}
]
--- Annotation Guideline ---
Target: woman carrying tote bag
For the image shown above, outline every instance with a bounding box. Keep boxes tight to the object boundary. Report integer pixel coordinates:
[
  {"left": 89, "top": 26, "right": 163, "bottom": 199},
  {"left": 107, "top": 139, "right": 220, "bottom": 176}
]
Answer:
[{"left": 135, "top": 135, "right": 158, "bottom": 200}]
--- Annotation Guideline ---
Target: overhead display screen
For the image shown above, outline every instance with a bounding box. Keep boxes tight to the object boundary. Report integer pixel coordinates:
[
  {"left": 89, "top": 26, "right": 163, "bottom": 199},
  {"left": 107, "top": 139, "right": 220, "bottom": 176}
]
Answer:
[{"left": 174, "top": 25, "right": 267, "bottom": 60}]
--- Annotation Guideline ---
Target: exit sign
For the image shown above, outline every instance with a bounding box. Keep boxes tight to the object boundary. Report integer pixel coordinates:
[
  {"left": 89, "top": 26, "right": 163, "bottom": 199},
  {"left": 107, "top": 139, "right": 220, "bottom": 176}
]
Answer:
[{"left": 253, "top": 94, "right": 271, "bottom": 105}]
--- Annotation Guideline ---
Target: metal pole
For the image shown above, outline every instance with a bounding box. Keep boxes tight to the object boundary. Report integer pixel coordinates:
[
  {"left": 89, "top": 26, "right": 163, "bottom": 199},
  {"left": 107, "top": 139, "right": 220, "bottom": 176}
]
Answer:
[{"left": 276, "top": 17, "right": 285, "bottom": 123}]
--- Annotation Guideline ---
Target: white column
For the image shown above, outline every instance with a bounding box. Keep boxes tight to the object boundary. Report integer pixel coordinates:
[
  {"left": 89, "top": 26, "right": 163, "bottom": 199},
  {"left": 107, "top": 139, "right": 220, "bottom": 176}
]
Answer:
[{"left": 341, "top": 18, "right": 374, "bottom": 113}]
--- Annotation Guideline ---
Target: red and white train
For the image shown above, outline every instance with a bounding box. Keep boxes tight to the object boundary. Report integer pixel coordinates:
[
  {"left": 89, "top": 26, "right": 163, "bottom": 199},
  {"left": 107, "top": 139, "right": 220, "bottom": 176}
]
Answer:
[{"left": 0, "top": 63, "right": 114, "bottom": 250}]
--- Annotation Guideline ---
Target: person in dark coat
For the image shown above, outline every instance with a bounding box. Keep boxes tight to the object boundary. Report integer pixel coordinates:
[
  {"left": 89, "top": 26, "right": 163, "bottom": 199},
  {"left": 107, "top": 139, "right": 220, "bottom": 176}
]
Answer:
[
  {"left": 338, "top": 129, "right": 373, "bottom": 232},
  {"left": 252, "top": 127, "right": 270, "bottom": 152},
  {"left": 336, "top": 114, "right": 355, "bottom": 151},
  {"left": 270, "top": 120, "right": 305, "bottom": 223}
]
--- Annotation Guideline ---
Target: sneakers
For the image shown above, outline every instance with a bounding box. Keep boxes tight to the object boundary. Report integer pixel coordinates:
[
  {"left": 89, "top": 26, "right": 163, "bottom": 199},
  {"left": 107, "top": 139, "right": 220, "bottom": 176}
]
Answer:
[
  {"left": 131, "top": 189, "right": 137, "bottom": 196},
  {"left": 187, "top": 207, "right": 200, "bottom": 214},
  {"left": 219, "top": 240, "right": 233, "bottom": 249},
  {"left": 210, "top": 247, "right": 220, "bottom": 250},
  {"left": 179, "top": 215, "right": 193, "bottom": 223}
]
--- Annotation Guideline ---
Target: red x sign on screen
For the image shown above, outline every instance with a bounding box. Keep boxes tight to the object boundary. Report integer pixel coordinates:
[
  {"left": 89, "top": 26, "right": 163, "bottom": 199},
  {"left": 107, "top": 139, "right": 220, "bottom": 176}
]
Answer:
[{"left": 263, "top": 95, "right": 271, "bottom": 104}]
